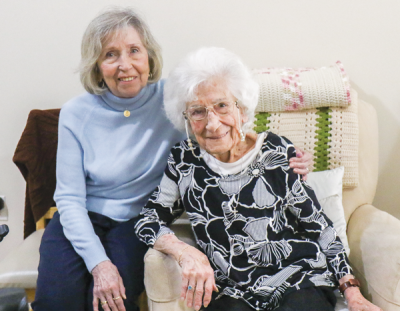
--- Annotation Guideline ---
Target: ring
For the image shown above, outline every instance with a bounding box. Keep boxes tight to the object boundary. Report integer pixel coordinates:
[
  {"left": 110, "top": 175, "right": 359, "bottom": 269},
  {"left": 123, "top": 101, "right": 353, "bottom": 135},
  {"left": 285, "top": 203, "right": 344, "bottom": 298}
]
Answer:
[
  {"left": 113, "top": 296, "right": 121, "bottom": 300},
  {"left": 188, "top": 285, "right": 193, "bottom": 290},
  {"left": 306, "top": 167, "right": 309, "bottom": 172},
  {"left": 101, "top": 301, "right": 108, "bottom": 305}
]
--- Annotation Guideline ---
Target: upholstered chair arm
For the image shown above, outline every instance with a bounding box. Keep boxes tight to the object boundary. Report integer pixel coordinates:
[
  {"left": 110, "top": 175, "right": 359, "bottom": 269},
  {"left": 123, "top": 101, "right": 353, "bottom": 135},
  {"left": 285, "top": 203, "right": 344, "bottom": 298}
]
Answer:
[{"left": 347, "top": 204, "right": 400, "bottom": 311}]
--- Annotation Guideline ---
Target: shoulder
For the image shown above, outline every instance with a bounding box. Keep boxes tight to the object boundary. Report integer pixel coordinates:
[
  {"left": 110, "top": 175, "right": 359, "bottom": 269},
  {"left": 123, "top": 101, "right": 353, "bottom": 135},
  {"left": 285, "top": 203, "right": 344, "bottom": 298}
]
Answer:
[
  {"left": 59, "top": 92, "right": 98, "bottom": 126},
  {"left": 263, "top": 131, "right": 296, "bottom": 158}
]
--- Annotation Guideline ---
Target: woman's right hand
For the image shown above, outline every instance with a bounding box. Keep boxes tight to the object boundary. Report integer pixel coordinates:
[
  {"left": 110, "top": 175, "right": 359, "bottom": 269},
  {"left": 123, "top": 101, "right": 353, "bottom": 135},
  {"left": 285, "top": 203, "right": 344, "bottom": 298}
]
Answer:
[
  {"left": 92, "top": 260, "right": 127, "bottom": 311},
  {"left": 178, "top": 245, "right": 218, "bottom": 311}
]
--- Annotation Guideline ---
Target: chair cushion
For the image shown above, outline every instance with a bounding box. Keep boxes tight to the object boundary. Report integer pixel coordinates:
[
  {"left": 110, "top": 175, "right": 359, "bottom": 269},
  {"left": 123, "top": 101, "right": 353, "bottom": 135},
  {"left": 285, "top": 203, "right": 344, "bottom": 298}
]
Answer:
[{"left": 0, "top": 229, "right": 44, "bottom": 288}]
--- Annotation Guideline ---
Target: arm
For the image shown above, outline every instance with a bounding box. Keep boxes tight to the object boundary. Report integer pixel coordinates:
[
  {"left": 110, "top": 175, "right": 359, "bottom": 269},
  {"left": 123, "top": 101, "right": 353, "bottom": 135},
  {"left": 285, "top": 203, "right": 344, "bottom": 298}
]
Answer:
[
  {"left": 55, "top": 105, "right": 125, "bottom": 311},
  {"left": 135, "top": 153, "right": 216, "bottom": 311},
  {"left": 285, "top": 144, "right": 381, "bottom": 311}
]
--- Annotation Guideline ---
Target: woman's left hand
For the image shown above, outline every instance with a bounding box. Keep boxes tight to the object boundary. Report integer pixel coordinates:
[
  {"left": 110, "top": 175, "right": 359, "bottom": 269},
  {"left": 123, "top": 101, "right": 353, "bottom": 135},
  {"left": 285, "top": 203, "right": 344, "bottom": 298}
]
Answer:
[
  {"left": 92, "top": 260, "right": 127, "bottom": 311},
  {"left": 345, "top": 287, "right": 382, "bottom": 311},
  {"left": 290, "top": 146, "right": 313, "bottom": 181}
]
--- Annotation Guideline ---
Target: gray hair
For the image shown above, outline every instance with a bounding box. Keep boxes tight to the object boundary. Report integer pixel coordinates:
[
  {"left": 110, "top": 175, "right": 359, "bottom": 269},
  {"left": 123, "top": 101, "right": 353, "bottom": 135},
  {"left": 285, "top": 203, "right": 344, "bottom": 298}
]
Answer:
[
  {"left": 164, "top": 47, "right": 259, "bottom": 134},
  {"left": 79, "top": 7, "right": 163, "bottom": 95}
]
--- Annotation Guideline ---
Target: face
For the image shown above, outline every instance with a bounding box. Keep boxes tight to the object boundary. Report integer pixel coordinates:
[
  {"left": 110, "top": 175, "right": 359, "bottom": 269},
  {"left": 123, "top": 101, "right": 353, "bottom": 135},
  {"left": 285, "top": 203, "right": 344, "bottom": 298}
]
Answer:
[
  {"left": 98, "top": 27, "right": 150, "bottom": 98},
  {"left": 187, "top": 80, "right": 246, "bottom": 162}
]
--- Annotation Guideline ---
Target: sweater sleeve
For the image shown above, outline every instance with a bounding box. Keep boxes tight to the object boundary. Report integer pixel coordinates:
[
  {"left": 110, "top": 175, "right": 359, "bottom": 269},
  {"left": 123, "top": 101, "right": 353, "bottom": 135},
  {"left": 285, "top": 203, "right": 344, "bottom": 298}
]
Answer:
[
  {"left": 282, "top": 137, "right": 352, "bottom": 283},
  {"left": 54, "top": 104, "right": 109, "bottom": 272},
  {"left": 135, "top": 152, "right": 184, "bottom": 246}
]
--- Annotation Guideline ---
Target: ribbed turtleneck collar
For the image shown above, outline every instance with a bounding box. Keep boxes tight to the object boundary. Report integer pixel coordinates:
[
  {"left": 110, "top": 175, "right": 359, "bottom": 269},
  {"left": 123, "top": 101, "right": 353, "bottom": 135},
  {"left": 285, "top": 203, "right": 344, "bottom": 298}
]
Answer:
[{"left": 100, "top": 84, "right": 153, "bottom": 112}]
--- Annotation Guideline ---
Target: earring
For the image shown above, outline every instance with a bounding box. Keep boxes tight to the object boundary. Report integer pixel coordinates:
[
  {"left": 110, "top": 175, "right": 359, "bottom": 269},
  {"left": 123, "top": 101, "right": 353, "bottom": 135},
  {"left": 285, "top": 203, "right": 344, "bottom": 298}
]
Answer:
[
  {"left": 184, "top": 119, "right": 197, "bottom": 157},
  {"left": 237, "top": 103, "right": 245, "bottom": 142},
  {"left": 100, "top": 80, "right": 106, "bottom": 88},
  {"left": 149, "top": 72, "right": 153, "bottom": 79}
]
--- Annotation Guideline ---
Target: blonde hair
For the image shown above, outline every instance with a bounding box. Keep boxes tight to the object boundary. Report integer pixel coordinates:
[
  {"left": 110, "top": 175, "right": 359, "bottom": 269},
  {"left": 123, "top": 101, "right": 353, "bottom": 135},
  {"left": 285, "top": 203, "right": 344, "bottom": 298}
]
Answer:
[{"left": 79, "top": 7, "right": 163, "bottom": 95}]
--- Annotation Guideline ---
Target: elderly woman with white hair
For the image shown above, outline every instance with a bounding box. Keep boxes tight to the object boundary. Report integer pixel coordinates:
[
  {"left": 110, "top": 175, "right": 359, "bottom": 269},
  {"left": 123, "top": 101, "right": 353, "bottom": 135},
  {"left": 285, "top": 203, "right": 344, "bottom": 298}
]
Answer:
[{"left": 135, "top": 47, "right": 382, "bottom": 311}]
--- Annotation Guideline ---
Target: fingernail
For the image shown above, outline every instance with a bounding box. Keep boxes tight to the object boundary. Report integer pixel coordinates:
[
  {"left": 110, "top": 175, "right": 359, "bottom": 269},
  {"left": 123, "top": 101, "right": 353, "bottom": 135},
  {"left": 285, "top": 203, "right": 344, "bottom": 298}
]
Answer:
[
  {"left": 123, "top": 294, "right": 127, "bottom": 299},
  {"left": 215, "top": 288, "right": 219, "bottom": 293},
  {"left": 180, "top": 296, "right": 185, "bottom": 301}
]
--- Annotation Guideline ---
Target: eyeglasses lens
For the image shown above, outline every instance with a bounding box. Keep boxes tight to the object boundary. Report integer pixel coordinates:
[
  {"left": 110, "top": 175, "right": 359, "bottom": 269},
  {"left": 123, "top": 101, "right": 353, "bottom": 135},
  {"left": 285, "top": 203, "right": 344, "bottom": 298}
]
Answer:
[{"left": 188, "top": 102, "right": 233, "bottom": 120}]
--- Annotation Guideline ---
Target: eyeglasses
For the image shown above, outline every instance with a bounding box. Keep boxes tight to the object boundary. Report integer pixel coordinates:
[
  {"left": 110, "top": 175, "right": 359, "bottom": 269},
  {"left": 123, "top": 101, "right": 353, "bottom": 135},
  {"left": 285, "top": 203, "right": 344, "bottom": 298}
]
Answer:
[{"left": 183, "top": 101, "right": 238, "bottom": 121}]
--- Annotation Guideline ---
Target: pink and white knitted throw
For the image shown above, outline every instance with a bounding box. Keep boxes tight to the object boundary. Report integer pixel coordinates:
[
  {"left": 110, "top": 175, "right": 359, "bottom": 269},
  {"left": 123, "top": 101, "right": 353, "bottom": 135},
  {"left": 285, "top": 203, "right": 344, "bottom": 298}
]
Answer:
[{"left": 254, "top": 61, "right": 351, "bottom": 112}]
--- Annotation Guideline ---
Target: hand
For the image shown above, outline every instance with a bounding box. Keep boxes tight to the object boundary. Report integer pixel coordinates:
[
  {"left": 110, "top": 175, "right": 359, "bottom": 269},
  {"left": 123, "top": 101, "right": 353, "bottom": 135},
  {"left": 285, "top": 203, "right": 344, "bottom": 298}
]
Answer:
[
  {"left": 345, "top": 287, "right": 382, "bottom": 311},
  {"left": 178, "top": 245, "right": 218, "bottom": 311},
  {"left": 290, "top": 146, "right": 313, "bottom": 181},
  {"left": 92, "top": 260, "right": 127, "bottom": 311}
]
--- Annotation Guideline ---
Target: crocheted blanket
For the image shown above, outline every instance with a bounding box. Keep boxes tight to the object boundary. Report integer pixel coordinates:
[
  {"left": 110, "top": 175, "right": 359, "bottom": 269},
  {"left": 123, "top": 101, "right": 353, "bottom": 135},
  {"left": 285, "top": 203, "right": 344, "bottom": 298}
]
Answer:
[
  {"left": 254, "top": 89, "right": 359, "bottom": 188},
  {"left": 254, "top": 61, "right": 351, "bottom": 112}
]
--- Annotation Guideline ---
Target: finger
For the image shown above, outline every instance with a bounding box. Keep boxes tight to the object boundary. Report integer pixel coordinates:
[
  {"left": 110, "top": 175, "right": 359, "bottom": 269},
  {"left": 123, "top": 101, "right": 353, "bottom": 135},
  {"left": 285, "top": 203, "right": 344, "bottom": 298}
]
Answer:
[
  {"left": 213, "top": 283, "right": 219, "bottom": 293},
  {"left": 104, "top": 291, "right": 118, "bottom": 311},
  {"left": 185, "top": 277, "right": 196, "bottom": 309},
  {"left": 193, "top": 278, "right": 205, "bottom": 311},
  {"left": 93, "top": 295, "right": 100, "bottom": 311},
  {"left": 180, "top": 267, "right": 190, "bottom": 301},
  {"left": 97, "top": 295, "right": 111, "bottom": 311},
  {"left": 111, "top": 286, "right": 126, "bottom": 311},
  {"left": 118, "top": 276, "right": 127, "bottom": 300},
  {"left": 202, "top": 278, "right": 214, "bottom": 308}
]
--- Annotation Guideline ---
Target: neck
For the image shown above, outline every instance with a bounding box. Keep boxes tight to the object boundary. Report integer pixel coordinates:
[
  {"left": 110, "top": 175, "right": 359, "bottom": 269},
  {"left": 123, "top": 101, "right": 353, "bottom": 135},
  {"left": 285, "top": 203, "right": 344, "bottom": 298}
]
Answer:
[{"left": 213, "top": 132, "right": 258, "bottom": 163}]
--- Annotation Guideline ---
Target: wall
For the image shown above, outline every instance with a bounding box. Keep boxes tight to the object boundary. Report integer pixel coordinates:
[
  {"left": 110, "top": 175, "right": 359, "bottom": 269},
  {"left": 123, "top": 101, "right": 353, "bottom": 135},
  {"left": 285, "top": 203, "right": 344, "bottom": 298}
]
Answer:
[{"left": 0, "top": 0, "right": 399, "bottom": 260}]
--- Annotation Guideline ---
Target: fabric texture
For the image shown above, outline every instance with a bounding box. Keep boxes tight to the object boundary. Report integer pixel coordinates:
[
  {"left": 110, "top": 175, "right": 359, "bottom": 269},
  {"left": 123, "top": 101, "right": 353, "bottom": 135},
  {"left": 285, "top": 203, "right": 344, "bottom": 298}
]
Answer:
[
  {"left": 13, "top": 109, "right": 60, "bottom": 238},
  {"left": 307, "top": 167, "right": 350, "bottom": 255},
  {"left": 254, "top": 90, "right": 359, "bottom": 188},
  {"left": 135, "top": 132, "right": 352, "bottom": 310},
  {"left": 32, "top": 212, "right": 148, "bottom": 311},
  {"left": 254, "top": 61, "right": 351, "bottom": 112},
  {"left": 54, "top": 80, "right": 185, "bottom": 272},
  {"left": 205, "top": 286, "right": 336, "bottom": 311}
]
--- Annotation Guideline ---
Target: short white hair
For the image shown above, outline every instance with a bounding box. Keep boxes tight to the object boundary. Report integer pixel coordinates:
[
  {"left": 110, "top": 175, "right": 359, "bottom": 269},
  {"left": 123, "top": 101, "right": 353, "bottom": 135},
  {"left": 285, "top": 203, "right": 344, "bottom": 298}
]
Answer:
[{"left": 164, "top": 47, "right": 259, "bottom": 134}]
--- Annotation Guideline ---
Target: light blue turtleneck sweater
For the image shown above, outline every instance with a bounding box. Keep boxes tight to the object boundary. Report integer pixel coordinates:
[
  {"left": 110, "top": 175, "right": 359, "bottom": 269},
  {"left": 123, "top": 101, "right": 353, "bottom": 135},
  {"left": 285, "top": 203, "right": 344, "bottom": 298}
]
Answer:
[{"left": 54, "top": 80, "right": 185, "bottom": 272}]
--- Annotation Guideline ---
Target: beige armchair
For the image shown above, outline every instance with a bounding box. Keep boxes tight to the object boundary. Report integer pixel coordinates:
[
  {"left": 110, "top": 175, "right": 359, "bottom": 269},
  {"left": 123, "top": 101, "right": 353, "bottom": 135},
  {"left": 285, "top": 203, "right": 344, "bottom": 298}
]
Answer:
[{"left": 143, "top": 95, "right": 400, "bottom": 311}]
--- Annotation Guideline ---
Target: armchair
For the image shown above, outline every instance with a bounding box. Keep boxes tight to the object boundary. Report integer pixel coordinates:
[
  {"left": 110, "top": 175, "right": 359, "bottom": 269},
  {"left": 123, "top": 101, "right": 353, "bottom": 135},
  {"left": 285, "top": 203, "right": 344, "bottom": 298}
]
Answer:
[{"left": 143, "top": 92, "right": 400, "bottom": 311}]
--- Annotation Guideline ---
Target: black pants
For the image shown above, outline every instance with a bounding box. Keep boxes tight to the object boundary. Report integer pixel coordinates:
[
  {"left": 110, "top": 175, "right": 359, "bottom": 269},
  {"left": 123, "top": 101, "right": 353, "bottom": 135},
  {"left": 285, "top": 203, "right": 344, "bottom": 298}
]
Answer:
[
  {"left": 204, "top": 286, "right": 336, "bottom": 311},
  {"left": 32, "top": 212, "right": 148, "bottom": 311}
]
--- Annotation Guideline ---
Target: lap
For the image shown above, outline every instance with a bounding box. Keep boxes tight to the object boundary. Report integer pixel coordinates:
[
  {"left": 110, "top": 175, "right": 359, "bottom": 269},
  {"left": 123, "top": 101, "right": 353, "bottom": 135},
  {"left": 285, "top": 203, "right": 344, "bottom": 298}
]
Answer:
[
  {"left": 204, "top": 286, "right": 336, "bottom": 311},
  {"left": 33, "top": 212, "right": 148, "bottom": 311}
]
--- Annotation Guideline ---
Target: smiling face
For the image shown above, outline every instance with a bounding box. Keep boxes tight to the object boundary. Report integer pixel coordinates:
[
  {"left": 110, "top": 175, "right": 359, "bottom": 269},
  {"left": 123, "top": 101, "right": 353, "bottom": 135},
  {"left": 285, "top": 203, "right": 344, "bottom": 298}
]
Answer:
[
  {"left": 188, "top": 79, "right": 247, "bottom": 162},
  {"left": 98, "top": 27, "right": 150, "bottom": 98}
]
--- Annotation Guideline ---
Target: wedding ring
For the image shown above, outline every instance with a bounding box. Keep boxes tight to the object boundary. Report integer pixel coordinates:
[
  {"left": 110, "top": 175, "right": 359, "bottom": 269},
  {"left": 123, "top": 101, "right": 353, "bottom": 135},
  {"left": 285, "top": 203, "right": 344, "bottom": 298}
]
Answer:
[
  {"left": 101, "top": 300, "right": 108, "bottom": 305},
  {"left": 188, "top": 285, "right": 193, "bottom": 290},
  {"left": 113, "top": 296, "right": 121, "bottom": 300}
]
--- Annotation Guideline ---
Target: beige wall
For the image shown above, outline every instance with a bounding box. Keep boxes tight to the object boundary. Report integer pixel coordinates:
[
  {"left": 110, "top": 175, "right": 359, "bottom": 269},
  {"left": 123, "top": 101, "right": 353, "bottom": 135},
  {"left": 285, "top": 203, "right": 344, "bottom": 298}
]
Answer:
[{"left": 0, "top": 0, "right": 399, "bottom": 260}]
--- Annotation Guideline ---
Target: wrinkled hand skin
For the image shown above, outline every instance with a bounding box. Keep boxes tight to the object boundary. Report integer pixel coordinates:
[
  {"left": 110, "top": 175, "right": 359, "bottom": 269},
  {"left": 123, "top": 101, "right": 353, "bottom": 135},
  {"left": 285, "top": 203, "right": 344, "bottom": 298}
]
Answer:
[
  {"left": 179, "top": 246, "right": 218, "bottom": 311},
  {"left": 154, "top": 234, "right": 218, "bottom": 311},
  {"left": 339, "top": 275, "right": 382, "bottom": 311},
  {"left": 345, "top": 287, "right": 383, "bottom": 311},
  {"left": 290, "top": 146, "right": 313, "bottom": 181},
  {"left": 92, "top": 260, "right": 127, "bottom": 311}
]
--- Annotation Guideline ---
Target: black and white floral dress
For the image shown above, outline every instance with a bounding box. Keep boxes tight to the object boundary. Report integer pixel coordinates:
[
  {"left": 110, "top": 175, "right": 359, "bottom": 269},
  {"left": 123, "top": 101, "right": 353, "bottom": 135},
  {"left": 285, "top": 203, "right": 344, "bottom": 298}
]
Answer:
[{"left": 135, "top": 132, "right": 352, "bottom": 310}]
